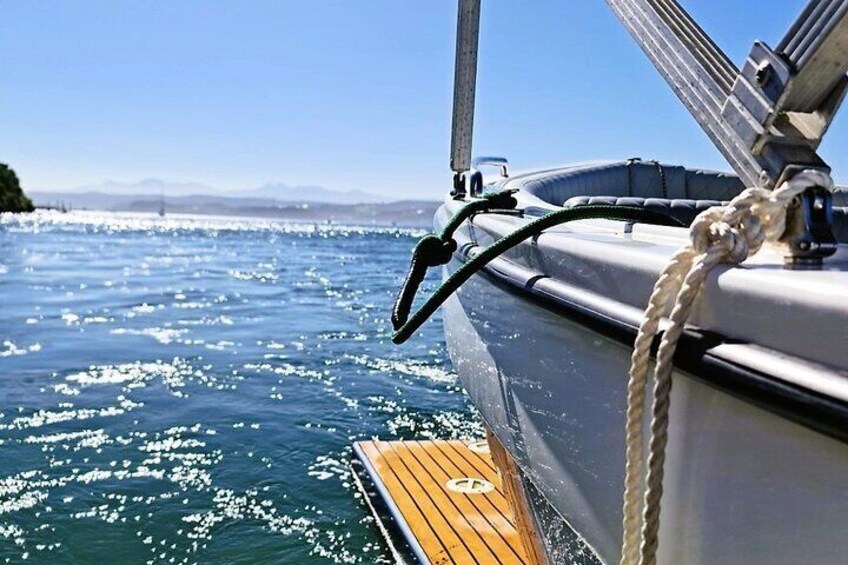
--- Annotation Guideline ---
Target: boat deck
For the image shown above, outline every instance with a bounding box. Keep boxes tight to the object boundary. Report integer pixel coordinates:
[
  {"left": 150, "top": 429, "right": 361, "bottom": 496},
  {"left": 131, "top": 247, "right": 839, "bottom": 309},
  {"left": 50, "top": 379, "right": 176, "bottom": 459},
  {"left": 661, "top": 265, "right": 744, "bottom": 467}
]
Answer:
[{"left": 353, "top": 439, "right": 528, "bottom": 564}]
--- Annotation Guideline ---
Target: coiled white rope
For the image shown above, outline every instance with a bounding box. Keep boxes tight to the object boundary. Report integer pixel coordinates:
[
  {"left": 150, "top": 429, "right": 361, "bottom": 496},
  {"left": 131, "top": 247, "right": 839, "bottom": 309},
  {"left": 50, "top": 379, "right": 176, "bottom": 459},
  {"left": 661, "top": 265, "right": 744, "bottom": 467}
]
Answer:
[{"left": 618, "top": 169, "right": 832, "bottom": 565}]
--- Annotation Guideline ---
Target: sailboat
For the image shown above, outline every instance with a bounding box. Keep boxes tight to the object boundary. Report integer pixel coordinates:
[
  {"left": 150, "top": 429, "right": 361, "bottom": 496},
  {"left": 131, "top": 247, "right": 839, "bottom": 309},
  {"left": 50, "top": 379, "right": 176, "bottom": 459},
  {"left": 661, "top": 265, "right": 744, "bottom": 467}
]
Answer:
[
  {"left": 354, "top": 1, "right": 848, "bottom": 564},
  {"left": 158, "top": 190, "right": 166, "bottom": 217}
]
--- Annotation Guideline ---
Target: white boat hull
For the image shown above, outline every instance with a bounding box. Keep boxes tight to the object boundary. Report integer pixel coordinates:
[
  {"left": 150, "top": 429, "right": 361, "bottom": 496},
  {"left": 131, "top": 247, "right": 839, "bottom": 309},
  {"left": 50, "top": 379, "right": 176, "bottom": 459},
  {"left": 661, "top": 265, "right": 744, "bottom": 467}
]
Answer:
[
  {"left": 437, "top": 162, "right": 848, "bottom": 564},
  {"left": 444, "top": 275, "right": 848, "bottom": 564}
]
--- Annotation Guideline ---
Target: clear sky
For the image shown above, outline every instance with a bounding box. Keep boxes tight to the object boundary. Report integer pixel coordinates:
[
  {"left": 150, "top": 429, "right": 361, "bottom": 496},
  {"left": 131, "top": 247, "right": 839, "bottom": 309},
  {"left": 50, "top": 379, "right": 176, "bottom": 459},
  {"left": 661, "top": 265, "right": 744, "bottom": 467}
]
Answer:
[{"left": 3, "top": 0, "right": 846, "bottom": 199}]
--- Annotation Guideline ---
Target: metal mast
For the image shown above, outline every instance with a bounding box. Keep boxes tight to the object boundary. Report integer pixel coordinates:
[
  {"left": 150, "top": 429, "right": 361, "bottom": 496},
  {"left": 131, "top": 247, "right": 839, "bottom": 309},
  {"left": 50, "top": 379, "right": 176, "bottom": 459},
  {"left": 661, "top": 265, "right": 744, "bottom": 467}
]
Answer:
[{"left": 450, "top": 0, "right": 482, "bottom": 195}]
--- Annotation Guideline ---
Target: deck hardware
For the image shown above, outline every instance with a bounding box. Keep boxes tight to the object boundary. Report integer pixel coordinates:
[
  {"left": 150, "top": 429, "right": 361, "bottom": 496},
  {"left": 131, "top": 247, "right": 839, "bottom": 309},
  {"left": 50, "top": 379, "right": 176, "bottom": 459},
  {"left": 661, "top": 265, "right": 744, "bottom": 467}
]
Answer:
[
  {"left": 754, "top": 61, "right": 773, "bottom": 88},
  {"left": 784, "top": 186, "right": 838, "bottom": 264},
  {"left": 467, "top": 439, "right": 490, "bottom": 454},
  {"left": 469, "top": 169, "right": 484, "bottom": 197},
  {"left": 472, "top": 156, "right": 510, "bottom": 179},
  {"left": 468, "top": 156, "right": 509, "bottom": 197},
  {"left": 603, "top": 0, "right": 848, "bottom": 263},
  {"left": 451, "top": 171, "right": 468, "bottom": 199},
  {"left": 445, "top": 477, "right": 495, "bottom": 494}
]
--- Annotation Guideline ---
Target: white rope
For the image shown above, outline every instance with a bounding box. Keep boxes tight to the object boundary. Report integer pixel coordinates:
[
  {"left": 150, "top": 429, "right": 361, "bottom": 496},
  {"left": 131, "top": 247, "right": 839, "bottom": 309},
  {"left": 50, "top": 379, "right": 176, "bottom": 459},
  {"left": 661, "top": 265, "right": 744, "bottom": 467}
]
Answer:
[{"left": 618, "top": 170, "right": 832, "bottom": 565}]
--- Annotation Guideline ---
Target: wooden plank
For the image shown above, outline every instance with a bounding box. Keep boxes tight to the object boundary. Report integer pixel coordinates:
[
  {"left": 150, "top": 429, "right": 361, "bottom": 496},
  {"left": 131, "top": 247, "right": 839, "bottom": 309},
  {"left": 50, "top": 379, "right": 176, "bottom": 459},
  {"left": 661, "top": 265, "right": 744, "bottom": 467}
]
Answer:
[
  {"left": 404, "top": 441, "right": 526, "bottom": 564},
  {"left": 385, "top": 442, "right": 506, "bottom": 564},
  {"left": 357, "top": 441, "right": 454, "bottom": 563},
  {"left": 447, "top": 440, "right": 499, "bottom": 474},
  {"left": 375, "top": 441, "right": 496, "bottom": 563},
  {"left": 419, "top": 440, "right": 513, "bottom": 524},
  {"left": 355, "top": 439, "right": 532, "bottom": 565},
  {"left": 371, "top": 441, "right": 479, "bottom": 564}
]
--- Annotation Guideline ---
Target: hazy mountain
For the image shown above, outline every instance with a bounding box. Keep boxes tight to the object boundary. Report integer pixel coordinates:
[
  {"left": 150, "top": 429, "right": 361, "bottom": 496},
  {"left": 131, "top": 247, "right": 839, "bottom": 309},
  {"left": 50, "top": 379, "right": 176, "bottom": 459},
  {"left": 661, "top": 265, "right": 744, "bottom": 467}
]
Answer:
[
  {"left": 43, "top": 178, "right": 387, "bottom": 204},
  {"left": 29, "top": 191, "right": 439, "bottom": 227},
  {"left": 59, "top": 178, "right": 218, "bottom": 197},
  {"left": 241, "top": 182, "right": 386, "bottom": 204},
  {"left": 30, "top": 178, "right": 434, "bottom": 225},
  {"left": 30, "top": 191, "right": 283, "bottom": 212}
]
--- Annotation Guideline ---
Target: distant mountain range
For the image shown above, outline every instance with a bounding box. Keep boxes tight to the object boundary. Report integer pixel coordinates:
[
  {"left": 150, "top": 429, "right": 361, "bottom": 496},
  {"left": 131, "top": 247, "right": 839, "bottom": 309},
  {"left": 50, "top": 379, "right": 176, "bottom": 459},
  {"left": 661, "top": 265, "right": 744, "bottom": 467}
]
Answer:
[
  {"left": 29, "top": 179, "right": 438, "bottom": 227},
  {"left": 41, "top": 178, "right": 388, "bottom": 204},
  {"left": 244, "top": 182, "right": 385, "bottom": 204}
]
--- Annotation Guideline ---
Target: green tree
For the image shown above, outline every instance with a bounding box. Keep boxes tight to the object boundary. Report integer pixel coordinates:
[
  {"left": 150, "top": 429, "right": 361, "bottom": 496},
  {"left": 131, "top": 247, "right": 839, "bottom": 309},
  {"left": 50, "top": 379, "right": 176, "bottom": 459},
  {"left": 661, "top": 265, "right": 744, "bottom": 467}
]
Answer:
[{"left": 0, "top": 163, "right": 34, "bottom": 213}]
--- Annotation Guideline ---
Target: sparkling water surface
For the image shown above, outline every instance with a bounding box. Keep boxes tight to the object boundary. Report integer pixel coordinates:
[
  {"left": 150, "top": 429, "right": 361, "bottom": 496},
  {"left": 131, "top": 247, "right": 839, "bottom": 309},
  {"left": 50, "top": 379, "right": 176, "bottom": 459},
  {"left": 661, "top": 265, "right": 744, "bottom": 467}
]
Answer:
[{"left": 0, "top": 211, "right": 480, "bottom": 564}]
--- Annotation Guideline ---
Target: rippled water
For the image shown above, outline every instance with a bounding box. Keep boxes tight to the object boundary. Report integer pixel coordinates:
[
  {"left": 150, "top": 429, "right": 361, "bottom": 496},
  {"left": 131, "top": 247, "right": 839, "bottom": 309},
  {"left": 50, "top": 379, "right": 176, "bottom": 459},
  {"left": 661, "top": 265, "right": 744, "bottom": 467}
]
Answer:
[{"left": 0, "top": 211, "right": 479, "bottom": 564}]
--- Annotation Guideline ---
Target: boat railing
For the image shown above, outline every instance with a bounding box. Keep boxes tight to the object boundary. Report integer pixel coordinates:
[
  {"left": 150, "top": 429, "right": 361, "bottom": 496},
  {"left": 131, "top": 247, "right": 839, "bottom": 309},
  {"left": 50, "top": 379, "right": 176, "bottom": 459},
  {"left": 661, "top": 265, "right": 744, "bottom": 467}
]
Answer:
[{"left": 471, "top": 156, "right": 509, "bottom": 179}]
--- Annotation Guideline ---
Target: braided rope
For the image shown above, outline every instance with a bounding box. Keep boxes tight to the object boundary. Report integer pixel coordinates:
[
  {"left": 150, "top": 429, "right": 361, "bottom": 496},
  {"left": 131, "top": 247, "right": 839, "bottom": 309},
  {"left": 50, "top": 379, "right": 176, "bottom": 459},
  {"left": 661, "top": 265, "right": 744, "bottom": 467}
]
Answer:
[
  {"left": 393, "top": 205, "right": 683, "bottom": 344},
  {"left": 619, "top": 170, "right": 831, "bottom": 565}
]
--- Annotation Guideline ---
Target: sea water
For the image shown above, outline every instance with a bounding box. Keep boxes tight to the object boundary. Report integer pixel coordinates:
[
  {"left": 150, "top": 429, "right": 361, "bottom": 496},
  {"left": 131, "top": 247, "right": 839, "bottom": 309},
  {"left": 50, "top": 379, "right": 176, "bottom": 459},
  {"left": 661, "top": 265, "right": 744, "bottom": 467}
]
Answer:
[{"left": 0, "top": 211, "right": 480, "bottom": 564}]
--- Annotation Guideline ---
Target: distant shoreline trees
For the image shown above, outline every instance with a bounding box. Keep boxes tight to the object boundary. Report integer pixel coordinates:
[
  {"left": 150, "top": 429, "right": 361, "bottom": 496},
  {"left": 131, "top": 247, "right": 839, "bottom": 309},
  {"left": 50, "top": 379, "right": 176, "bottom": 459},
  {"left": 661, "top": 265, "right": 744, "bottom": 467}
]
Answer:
[{"left": 0, "top": 163, "right": 35, "bottom": 213}]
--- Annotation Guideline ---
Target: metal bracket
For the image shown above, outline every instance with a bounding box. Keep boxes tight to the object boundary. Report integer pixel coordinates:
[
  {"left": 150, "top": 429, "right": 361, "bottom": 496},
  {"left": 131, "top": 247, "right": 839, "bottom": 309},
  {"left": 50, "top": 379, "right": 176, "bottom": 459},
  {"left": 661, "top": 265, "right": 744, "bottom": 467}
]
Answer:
[
  {"left": 451, "top": 169, "right": 486, "bottom": 199},
  {"left": 722, "top": 41, "right": 848, "bottom": 187},
  {"left": 783, "top": 186, "right": 838, "bottom": 264},
  {"left": 605, "top": 0, "right": 848, "bottom": 263},
  {"left": 452, "top": 171, "right": 468, "bottom": 199}
]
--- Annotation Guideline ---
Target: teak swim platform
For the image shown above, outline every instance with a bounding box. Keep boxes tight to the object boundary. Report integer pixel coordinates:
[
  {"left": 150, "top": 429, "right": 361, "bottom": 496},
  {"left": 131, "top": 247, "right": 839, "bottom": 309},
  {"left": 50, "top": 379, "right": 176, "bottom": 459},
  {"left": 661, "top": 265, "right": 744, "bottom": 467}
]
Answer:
[{"left": 352, "top": 439, "right": 531, "bottom": 565}]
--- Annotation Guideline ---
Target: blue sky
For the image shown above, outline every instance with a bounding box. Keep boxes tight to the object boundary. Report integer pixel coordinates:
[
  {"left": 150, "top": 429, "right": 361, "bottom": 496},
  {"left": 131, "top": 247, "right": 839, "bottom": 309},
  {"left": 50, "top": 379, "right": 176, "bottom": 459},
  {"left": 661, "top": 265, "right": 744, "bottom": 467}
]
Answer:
[{"left": 3, "top": 0, "right": 845, "bottom": 199}]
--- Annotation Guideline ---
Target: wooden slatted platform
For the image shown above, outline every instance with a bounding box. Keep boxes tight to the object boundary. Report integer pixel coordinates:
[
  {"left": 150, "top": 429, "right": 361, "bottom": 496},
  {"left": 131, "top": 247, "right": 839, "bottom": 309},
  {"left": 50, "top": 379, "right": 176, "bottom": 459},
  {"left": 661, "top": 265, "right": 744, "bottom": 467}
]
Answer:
[{"left": 353, "top": 439, "right": 529, "bottom": 565}]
